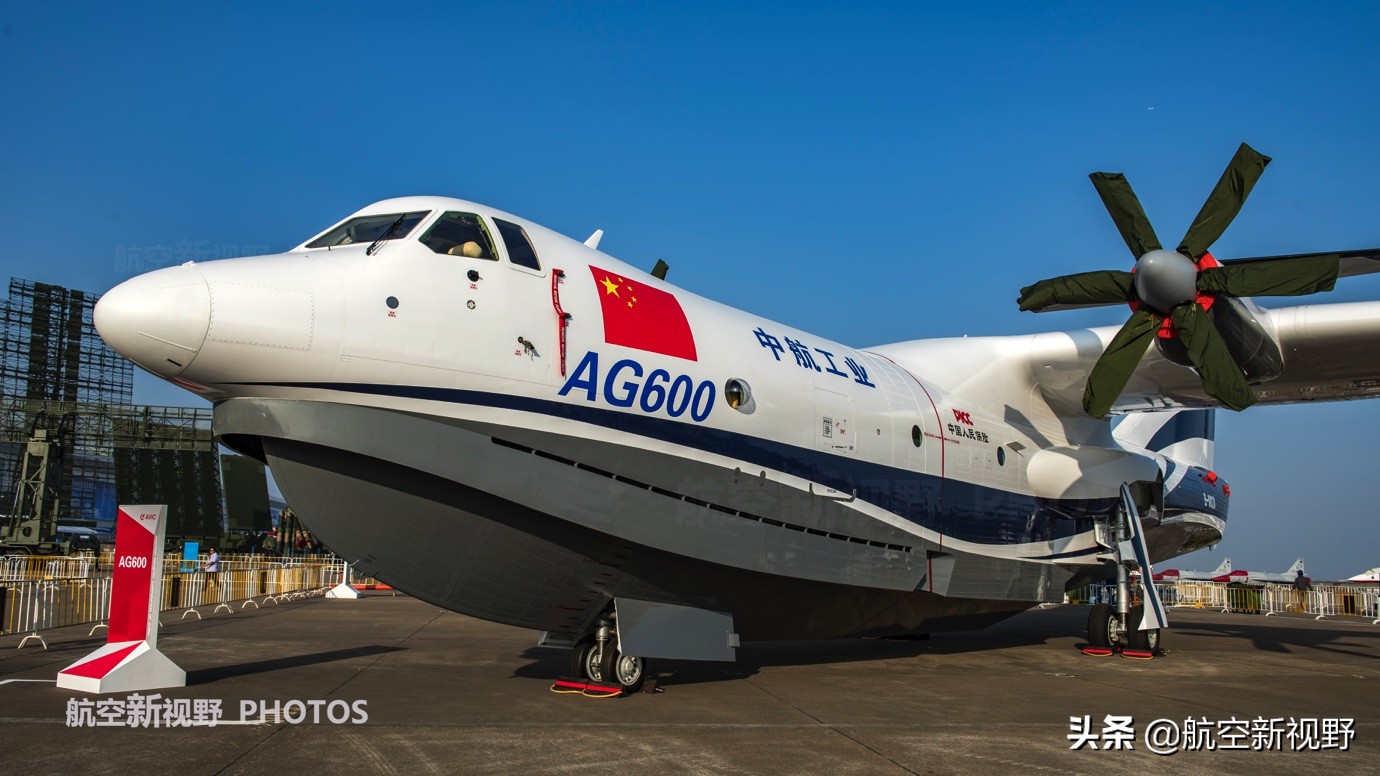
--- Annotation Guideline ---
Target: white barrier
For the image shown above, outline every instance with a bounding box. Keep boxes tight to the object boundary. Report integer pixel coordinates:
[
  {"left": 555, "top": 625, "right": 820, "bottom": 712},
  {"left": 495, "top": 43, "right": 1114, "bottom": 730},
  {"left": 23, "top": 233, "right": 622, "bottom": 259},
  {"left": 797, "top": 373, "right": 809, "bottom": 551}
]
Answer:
[
  {"left": 1066, "top": 580, "right": 1380, "bottom": 624},
  {"left": 3, "top": 557, "right": 347, "bottom": 646},
  {"left": 45, "top": 558, "right": 92, "bottom": 580},
  {"left": 1359, "top": 589, "right": 1380, "bottom": 624},
  {"left": 1310, "top": 588, "right": 1336, "bottom": 620},
  {"left": 4, "top": 577, "right": 112, "bottom": 648},
  {"left": 1168, "top": 582, "right": 1230, "bottom": 612}
]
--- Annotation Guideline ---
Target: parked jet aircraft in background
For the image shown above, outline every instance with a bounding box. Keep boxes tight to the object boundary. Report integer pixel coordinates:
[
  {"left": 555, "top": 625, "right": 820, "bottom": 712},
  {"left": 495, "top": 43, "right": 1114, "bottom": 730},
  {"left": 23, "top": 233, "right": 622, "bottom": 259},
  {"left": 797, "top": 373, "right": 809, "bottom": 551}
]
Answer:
[
  {"left": 1159, "top": 557, "right": 1309, "bottom": 585},
  {"left": 91, "top": 144, "right": 1380, "bottom": 690},
  {"left": 1153, "top": 558, "right": 1232, "bottom": 582},
  {"left": 1236, "top": 558, "right": 1309, "bottom": 585},
  {"left": 1345, "top": 567, "right": 1380, "bottom": 583}
]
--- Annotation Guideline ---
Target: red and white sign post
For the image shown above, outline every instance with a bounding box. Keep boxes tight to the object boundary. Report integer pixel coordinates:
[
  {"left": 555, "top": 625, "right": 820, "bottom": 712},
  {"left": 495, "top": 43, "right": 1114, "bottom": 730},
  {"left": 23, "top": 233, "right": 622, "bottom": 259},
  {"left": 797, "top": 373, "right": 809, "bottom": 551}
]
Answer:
[{"left": 57, "top": 505, "right": 186, "bottom": 693}]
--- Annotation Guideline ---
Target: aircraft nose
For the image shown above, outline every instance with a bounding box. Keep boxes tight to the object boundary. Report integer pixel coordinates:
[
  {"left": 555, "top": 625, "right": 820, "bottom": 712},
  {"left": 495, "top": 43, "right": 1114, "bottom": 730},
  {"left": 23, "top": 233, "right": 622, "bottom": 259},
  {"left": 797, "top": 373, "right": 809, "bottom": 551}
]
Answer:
[{"left": 94, "top": 264, "right": 211, "bottom": 377}]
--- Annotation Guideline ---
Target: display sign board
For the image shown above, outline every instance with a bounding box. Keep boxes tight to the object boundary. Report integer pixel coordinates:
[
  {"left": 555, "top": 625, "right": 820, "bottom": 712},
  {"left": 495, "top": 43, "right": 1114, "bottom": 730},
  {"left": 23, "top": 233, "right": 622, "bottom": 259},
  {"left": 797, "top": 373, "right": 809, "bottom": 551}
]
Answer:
[{"left": 57, "top": 505, "right": 186, "bottom": 694}]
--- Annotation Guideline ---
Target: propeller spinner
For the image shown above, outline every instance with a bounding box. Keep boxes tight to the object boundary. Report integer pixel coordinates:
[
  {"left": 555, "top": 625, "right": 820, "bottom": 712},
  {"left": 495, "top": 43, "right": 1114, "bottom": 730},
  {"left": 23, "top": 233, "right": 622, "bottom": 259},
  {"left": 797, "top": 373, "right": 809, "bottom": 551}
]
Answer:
[{"left": 1018, "top": 143, "right": 1340, "bottom": 418}]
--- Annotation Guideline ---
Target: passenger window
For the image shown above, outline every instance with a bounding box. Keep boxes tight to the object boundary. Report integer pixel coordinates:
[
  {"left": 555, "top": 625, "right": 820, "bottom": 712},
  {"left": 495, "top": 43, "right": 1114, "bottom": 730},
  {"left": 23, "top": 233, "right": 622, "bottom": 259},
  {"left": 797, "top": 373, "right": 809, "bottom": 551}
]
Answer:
[
  {"left": 494, "top": 218, "right": 541, "bottom": 271},
  {"left": 419, "top": 212, "right": 498, "bottom": 260}
]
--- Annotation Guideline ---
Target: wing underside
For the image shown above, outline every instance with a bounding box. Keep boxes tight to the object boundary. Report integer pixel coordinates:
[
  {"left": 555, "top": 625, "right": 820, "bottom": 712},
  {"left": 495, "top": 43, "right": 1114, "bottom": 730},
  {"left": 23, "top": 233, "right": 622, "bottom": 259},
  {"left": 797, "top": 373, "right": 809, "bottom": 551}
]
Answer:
[{"left": 1030, "top": 300, "right": 1380, "bottom": 413}]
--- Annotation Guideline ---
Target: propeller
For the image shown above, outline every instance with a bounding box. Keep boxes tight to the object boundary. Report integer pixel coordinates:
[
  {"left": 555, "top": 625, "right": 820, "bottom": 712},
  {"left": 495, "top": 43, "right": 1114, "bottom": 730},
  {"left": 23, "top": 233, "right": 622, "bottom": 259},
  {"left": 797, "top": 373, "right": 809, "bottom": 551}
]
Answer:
[{"left": 1018, "top": 143, "right": 1341, "bottom": 418}]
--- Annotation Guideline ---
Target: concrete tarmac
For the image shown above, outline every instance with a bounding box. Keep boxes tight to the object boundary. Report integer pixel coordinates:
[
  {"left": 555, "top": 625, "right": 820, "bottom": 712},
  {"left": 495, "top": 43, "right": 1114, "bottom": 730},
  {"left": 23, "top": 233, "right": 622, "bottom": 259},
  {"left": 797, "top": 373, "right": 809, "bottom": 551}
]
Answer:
[{"left": 0, "top": 592, "right": 1375, "bottom": 775}]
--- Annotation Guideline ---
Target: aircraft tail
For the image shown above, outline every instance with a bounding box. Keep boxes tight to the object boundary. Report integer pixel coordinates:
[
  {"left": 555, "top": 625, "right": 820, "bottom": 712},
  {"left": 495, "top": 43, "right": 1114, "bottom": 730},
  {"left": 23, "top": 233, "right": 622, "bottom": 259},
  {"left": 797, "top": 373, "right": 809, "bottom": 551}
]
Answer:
[
  {"left": 1212, "top": 558, "right": 1232, "bottom": 575},
  {"left": 1286, "top": 558, "right": 1306, "bottom": 577},
  {"left": 1113, "top": 409, "right": 1215, "bottom": 469}
]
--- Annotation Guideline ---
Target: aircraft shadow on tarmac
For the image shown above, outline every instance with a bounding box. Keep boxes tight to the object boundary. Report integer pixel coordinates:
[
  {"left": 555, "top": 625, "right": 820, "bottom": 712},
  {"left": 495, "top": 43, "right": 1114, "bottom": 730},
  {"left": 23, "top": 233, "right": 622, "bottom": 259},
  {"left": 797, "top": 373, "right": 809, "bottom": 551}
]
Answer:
[
  {"left": 187, "top": 645, "right": 404, "bottom": 684},
  {"left": 510, "top": 607, "right": 1088, "bottom": 687},
  {"left": 1167, "top": 617, "right": 1380, "bottom": 660}
]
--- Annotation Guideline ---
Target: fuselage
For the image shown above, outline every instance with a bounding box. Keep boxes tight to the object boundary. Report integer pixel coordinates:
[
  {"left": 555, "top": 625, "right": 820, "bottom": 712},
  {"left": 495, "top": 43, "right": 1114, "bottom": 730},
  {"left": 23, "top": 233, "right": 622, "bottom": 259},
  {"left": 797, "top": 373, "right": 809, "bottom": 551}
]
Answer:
[{"left": 93, "top": 196, "right": 1230, "bottom": 640}]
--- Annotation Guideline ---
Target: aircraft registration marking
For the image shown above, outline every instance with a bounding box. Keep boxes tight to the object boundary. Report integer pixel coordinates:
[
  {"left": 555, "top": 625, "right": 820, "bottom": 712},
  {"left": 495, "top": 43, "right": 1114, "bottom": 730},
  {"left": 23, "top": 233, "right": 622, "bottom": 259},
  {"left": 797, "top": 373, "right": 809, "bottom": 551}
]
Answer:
[{"left": 558, "top": 350, "right": 716, "bottom": 422}]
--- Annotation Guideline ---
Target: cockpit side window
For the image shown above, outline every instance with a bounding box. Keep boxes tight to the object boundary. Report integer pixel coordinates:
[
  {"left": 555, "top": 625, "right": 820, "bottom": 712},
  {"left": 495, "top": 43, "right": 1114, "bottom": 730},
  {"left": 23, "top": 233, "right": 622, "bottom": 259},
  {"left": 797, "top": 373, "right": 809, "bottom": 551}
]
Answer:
[
  {"left": 306, "top": 211, "right": 429, "bottom": 249},
  {"left": 419, "top": 212, "right": 499, "bottom": 260},
  {"left": 493, "top": 218, "right": 541, "bottom": 271}
]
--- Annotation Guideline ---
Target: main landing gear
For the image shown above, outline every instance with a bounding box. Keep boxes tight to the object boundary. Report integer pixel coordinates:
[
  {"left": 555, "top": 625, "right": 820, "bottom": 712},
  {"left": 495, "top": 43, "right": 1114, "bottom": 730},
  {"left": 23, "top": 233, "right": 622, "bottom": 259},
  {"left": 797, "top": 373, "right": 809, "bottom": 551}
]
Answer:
[
  {"left": 1084, "top": 483, "right": 1166, "bottom": 658},
  {"left": 569, "top": 616, "right": 647, "bottom": 694}
]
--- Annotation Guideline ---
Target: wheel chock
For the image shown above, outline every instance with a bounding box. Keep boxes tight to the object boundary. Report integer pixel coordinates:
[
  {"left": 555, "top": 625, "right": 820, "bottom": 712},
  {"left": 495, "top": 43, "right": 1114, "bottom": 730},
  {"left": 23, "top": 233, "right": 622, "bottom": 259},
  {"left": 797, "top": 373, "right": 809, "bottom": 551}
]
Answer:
[
  {"left": 1120, "top": 649, "right": 1155, "bottom": 660},
  {"left": 550, "top": 677, "right": 624, "bottom": 698},
  {"left": 1080, "top": 647, "right": 1115, "bottom": 657}
]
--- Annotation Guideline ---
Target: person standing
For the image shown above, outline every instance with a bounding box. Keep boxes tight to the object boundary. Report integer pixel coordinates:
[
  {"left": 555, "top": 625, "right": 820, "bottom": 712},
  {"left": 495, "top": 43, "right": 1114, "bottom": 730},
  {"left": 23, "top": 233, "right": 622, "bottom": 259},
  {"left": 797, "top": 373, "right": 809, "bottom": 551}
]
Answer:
[
  {"left": 1292, "top": 569, "right": 1312, "bottom": 612},
  {"left": 205, "top": 546, "right": 220, "bottom": 599}
]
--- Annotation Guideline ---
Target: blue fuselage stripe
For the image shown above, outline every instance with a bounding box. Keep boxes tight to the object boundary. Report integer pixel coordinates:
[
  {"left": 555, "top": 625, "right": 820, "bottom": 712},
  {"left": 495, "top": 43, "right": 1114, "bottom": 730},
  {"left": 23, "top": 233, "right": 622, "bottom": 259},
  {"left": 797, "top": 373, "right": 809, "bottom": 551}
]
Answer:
[{"left": 233, "top": 381, "right": 1116, "bottom": 547}]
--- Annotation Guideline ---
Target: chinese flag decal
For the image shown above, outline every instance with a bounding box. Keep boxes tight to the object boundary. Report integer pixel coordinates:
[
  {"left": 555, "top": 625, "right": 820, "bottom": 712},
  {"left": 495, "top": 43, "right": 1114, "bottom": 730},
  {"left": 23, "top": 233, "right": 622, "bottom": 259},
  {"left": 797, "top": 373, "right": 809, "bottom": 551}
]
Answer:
[{"left": 589, "top": 266, "right": 697, "bottom": 361}]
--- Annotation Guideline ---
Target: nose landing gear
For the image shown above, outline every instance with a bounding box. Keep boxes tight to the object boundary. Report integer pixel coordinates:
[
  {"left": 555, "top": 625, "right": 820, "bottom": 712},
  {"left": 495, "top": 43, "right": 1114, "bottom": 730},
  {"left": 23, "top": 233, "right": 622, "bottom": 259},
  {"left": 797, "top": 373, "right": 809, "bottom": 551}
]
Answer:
[
  {"left": 1086, "top": 602, "right": 1161, "bottom": 656},
  {"left": 1087, "top": 603, "right": 1119, "bottom": 652}
]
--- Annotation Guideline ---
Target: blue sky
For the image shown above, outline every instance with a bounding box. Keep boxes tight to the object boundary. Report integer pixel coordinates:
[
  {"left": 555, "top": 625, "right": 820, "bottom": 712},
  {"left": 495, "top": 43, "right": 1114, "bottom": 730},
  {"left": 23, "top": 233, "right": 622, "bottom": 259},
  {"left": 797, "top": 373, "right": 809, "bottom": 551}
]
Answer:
[{"left": 2, "top": 3, "right": 1377, "bottom": 578}]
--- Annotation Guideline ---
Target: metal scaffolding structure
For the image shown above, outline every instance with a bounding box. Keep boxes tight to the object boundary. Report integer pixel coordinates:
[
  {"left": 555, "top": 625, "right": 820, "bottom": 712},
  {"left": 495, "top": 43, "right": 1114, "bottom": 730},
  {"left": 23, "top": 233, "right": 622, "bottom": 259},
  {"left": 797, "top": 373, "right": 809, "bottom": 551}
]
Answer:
[
  {"left": 0, "top": 398, "right": 220, "bottom": 534},
  {"left": 0, "top": 278, "right": 131, "bottom": 532},
  {"left": 0, "top": 279, "right": 132, "bottom": 405},
  {"left": 0, "top": 277, "right": 225, "bottom": 542},
  {"left": 0, "top": 399, "right": 216, "bottom": 450}
]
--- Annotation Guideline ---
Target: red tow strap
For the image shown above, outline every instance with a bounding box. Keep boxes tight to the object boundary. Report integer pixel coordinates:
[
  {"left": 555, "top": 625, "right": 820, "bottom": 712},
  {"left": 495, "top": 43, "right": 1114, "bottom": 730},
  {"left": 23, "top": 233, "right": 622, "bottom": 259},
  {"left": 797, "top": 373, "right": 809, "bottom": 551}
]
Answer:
[{"left": 551, "top": 677, "right": 623, "bottom": 697}]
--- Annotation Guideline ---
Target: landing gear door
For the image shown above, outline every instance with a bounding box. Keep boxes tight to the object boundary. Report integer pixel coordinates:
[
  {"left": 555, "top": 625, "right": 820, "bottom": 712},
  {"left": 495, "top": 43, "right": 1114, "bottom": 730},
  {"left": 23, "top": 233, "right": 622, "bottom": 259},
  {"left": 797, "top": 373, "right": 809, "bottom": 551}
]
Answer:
[{"left": 614, "top": 599, "right": 737, "bottom": 662}]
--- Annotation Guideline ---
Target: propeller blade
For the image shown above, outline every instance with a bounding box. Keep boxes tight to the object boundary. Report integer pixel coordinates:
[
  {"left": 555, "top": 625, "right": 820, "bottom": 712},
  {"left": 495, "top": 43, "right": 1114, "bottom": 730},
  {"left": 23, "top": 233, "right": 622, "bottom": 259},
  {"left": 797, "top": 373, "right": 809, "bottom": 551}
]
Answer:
[
  {"left": 1018, "top": 270, "right": 1136, "bottom": 312},
  {"left": 1197, "top": 254, "right": 1339, "bottom": 297},
  {"left": 1082, "top": 308, "right": 1162, "bottom": 418},
  {"left": 1089, "top": 173, "right": 1162, "bottom": 259},
  {"left": 1169, "top": 303, "right": 1257, "bottom": 412},
  {"left": 1178, "top": 143, "right": 1271, "bottom": 259},
  {"left": 651, "top": 259, "right": 669, "bottom": 280}
]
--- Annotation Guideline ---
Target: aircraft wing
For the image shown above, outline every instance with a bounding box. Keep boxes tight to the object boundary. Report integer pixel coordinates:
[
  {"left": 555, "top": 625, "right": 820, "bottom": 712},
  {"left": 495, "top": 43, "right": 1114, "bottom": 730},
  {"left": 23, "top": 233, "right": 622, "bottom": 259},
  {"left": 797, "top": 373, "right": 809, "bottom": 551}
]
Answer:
[
  {"left": 1220, "top": 247, "right": 1380, "bottom": 280},
  {"left": 1028, "top": 299, "right": 1380, "bottom": 414}
]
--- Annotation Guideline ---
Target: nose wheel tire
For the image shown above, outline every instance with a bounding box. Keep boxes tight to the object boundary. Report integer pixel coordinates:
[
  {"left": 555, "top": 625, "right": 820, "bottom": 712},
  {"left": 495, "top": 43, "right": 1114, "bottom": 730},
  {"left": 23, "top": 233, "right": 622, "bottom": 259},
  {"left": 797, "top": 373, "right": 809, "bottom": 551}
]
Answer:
[
  {"left": 1126, "top": 605, "right": 1162, "bottom": 652},
  {"left": 1087, "top": 603, "right": 1119, "bottom": 649}
]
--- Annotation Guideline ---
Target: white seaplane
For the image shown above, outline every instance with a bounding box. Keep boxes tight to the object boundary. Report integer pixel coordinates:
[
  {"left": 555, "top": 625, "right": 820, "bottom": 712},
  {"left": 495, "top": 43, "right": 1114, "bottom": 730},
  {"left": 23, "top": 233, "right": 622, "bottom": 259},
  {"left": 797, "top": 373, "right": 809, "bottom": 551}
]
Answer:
[{"left": 93, "top": 144, "right": 1380, "bottom": 690}]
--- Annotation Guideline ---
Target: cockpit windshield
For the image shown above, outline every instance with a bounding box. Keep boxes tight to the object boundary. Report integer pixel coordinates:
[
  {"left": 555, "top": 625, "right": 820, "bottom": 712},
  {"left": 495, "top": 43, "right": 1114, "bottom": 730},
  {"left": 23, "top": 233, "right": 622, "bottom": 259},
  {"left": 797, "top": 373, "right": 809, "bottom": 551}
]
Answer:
[
  {"left": 418, "top": 212, "right": 498, "bottom": 259},
  {"left": 306, "top": 211, "right": 430, "bottom": 249}
]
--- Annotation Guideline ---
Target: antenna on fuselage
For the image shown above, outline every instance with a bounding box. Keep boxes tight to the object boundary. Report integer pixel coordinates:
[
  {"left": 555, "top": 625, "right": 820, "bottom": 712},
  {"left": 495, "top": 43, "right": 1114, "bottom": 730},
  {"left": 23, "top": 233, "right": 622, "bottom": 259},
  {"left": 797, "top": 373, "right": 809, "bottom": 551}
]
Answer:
[
  {"left": 584, "top": 229, "right": 604, "bottom": 249},
  {"left": 651, "top": 259, "right": 669, "bottom": 280}
]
